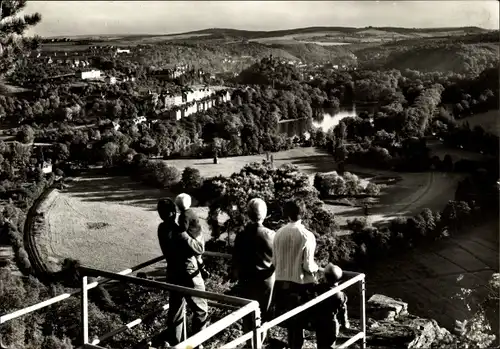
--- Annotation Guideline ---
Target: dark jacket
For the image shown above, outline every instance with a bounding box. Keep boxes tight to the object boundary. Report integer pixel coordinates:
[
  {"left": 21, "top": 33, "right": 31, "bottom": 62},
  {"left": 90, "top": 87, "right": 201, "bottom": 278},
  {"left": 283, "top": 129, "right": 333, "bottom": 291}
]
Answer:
[
  {"left": 158, "top": 221, "right": 204, "bottom": 279},
  {"left": 233, "top": 222, "right": 275, "bottom": 282},
  {"left": 311, "top": 283, "right": 348, "bottom": 326},
  {"left": 178, "top": 208, "right": 202, "bottom": 238}
]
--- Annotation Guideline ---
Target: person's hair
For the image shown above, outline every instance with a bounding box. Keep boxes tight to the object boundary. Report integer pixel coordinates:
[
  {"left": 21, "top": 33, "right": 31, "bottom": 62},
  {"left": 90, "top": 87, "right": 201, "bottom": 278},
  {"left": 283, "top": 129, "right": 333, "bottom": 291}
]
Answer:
[
  {"left": 157, "top": 198, "right": 177, "bottom": 221},
  {"left": 247, "top": 198, "right": 267, "bottom": 223},
  {"left": 324, "top": 263, "right": 343, "bottom": 285},
  {"left": 283, "top": 200, "right": 306, "bottom": 222},
  {"left": 175, "top": 193, "right": 192, "bottom": 211}
]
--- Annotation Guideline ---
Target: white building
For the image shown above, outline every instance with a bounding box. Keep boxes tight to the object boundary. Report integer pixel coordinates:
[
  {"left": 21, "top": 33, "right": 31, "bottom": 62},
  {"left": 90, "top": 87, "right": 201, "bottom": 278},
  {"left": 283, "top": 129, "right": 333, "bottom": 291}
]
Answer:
[
  {"left": 164, "top": 94, "right": 183, "bottom": 107},
  {"left": 42, "top": 162, "right": 52, "bottom": 174},
  {"left": 116, "top": 48, "right": 131, "bottom": 54},
  {"left": 112, "top": 121, "right": 121, "bottom": 131},
  {"left": 79, "top": 70, "right": 101, "bottom": 80},
  {"left": 133, "top": 116, "right": 147, "bottom": 125},
  {"left": 106, "top": 76, "right": 117, "bottom": 85},
  {"left": 175, "top": 109, "right": 183, "bottom": 120}
]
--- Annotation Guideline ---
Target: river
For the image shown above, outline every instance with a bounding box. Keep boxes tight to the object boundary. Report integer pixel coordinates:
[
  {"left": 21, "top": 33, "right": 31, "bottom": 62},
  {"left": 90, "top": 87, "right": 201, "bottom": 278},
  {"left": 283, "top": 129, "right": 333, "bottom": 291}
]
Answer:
[{"left": 278, "top": 104, "right": 366, "bottom": 136}]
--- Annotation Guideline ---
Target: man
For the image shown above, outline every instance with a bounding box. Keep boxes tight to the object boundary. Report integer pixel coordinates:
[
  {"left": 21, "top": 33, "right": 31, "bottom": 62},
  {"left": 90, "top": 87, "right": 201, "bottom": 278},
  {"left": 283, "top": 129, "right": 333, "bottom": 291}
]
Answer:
[
  {"left": 272, "top": 200, "right": 322, "bottom": 349},
  {"left": 156, "top": 198, "right": 207, "bottom": 348},
  {"left": 232, "top": 198, "right": 275, "bottom": 347}
]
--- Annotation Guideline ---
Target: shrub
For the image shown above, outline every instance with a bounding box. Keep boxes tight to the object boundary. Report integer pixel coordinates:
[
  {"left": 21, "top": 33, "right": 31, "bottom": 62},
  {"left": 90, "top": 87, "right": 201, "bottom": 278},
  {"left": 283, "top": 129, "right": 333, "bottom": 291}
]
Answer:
[
  {"left": 41, "top": 335, "right": 74, "bottom": 349},
  {"left": 16, "top": 125, "right": 35, "bottom": 144},
  {"left": 347, "top": 218, "right": 369, "bottom": 233},
  {"left": 160, "top": 164, "right": 181, "bottom": 188},
  {"left": 14, "top": 247, "right": 32, "bottom": 274},
  {"left": 181, "top": 167, "right": 202, "bottom": 193},
  {"left": 365, "top": 182, "right": 381, "bottom": 196}
]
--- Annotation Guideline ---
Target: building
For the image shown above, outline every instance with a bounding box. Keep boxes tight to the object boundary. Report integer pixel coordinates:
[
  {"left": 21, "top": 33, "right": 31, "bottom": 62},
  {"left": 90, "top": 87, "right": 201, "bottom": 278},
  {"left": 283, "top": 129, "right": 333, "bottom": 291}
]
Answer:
[
  {"left": 164, "top": 94, "right": 183, "bottom": 108},
  {"left": 116, "top": 48, "right": 131, "bottom": 54},
  {"left": 79, "top": 70, "right": 101, "bottom": 80},
  {"left": 41, "top": 162, "right": 52, "bottom": 174},
  {"left": 105, "top": 76, "right": 117, "bottom": 85},
  {"left": 112, "top": 121, "right": 120, "bottom": 131},
  {"left": 133, "top": 116, "right": 147, "bottom": 125}
]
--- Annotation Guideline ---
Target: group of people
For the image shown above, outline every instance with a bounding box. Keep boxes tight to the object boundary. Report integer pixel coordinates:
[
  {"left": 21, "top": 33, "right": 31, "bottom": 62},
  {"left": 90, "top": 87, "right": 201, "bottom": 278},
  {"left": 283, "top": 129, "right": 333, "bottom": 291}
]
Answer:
[{"left": 154, "top": 194, "right": 350, "bottom": 349}]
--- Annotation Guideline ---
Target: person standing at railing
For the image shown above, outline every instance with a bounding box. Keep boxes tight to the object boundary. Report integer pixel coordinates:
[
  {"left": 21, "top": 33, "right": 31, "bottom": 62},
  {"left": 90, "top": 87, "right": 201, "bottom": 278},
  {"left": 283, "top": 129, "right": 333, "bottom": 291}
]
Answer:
[
  {"left": 155, "top": 198, "right": 208, "bottom": 349},
  {"left": 272, "top": 200, "right": 322, "bottom": 349},
  {"left": 231, "top": 198, "right": 276, "bottom": 348},
  {"left": 310, "top": 263, "right": 350, "bottom": 348}
]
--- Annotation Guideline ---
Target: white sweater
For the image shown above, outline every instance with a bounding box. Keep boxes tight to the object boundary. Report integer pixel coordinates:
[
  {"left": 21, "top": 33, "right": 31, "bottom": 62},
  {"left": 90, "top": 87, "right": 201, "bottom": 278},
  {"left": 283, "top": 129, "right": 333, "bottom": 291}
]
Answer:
[{"left": 272, "top": 220, "right": 319, "bottom": 284}]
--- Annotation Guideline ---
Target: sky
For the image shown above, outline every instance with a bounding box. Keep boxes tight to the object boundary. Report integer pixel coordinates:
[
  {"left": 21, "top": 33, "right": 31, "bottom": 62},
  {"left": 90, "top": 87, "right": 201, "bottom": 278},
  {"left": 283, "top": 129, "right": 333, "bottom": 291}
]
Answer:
[{"left": 23, "top": 1, "right": 500, "bottom": 37}]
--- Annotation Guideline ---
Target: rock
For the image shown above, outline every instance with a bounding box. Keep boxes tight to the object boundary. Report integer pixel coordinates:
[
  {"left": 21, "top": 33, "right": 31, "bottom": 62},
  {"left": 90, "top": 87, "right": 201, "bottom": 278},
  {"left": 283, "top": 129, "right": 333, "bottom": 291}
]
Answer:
[
  {"left": 367, "top": 294, "right": 409, "bottom": 321},
  {"left": 366, "top": 314, "right": 455, "bottom": 348}
]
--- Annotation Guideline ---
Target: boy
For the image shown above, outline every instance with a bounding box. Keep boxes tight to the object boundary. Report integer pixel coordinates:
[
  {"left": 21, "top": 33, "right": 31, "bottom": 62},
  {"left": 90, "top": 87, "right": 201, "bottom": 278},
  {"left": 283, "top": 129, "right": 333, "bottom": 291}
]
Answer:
[
  {"left": 313, "top": 263, "right": 350, "bottom": 348},
  {"left": 174, "top": 193, "right": 210, "bottom": 279}
]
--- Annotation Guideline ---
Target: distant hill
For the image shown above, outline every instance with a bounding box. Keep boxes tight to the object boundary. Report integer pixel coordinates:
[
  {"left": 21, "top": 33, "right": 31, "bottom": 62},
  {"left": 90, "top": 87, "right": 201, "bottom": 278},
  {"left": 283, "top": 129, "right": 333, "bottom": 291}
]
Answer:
[
  {"left": 355, "top": 32, "right": 499, "bottom": 74},
  {"left": 176, "top": 26, "right": 492, "bottom": 40},
  {"left": 44, "top": 26, "right": 493, "bottom": 43}
]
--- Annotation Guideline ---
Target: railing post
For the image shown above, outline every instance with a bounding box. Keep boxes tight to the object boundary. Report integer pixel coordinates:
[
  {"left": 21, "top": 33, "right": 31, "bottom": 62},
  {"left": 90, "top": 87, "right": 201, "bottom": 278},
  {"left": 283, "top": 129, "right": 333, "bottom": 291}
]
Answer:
[
  {"left": 359, "top": 277, "right": 366, "bottom": 349},
  {"left": 182, "top": 306, "right": 187, "bottom": 341},
  {"left": 251, "top": 307, "right": 262, "bottom": 349},
  {"left": 81, "top": 276, "right": 89, "bottom": 345}
]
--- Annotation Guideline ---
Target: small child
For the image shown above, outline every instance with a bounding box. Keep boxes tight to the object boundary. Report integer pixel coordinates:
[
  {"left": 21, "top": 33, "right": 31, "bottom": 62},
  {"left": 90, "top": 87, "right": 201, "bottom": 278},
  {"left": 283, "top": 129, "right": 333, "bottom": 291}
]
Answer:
[
  {"left": 174, "top": 193, "right": 210, "bottom": 279},
  {"left": 313, "top": 263, "right": 350, "bottom": 348}
]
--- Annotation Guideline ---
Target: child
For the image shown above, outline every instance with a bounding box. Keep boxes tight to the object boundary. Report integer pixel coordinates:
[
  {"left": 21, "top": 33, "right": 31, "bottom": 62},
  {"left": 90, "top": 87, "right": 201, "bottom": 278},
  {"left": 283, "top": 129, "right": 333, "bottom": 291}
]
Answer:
[
  {"left": 174, "top": 193, "right": 210, "bottom": 279},
  {"left": 313, "top": 263, "right": 350, "bottom": 348}
]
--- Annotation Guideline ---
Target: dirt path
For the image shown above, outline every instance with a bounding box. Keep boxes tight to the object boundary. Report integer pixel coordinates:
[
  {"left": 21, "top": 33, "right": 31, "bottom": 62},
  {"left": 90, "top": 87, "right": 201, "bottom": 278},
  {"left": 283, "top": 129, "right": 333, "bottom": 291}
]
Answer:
[{"left": 365, "top": 219, "right": 499, "bottom": 330}]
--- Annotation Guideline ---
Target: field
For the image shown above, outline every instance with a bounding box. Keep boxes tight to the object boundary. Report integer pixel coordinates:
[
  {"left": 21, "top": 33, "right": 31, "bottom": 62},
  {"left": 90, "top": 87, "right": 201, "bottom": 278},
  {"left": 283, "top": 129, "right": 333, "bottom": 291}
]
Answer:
[
  {"left": 37, "top": 147, "right": 464, "bottom": 272},
  {"left": 458, "top": 109, "right": 499, "bottom": 137}
]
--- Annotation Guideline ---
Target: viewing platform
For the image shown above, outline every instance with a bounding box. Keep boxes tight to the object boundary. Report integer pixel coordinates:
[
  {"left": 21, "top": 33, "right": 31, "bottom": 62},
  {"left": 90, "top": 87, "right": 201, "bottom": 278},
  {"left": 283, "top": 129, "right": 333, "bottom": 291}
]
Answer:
[{"left": 0, "top": 251, "right": 367, "bottom": 349}]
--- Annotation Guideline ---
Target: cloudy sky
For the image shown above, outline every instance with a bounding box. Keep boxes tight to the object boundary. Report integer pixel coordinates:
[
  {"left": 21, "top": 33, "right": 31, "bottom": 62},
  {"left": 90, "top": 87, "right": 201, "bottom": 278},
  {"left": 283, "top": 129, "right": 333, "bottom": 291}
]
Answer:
[{"left": 23, "top": 1, "right": 499, "bottom": 37}]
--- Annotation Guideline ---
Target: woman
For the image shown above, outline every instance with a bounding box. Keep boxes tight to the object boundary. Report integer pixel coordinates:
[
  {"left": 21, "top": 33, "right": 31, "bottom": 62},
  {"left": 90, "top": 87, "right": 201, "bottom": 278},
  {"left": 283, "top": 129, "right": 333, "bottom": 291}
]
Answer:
[{"left": 232, "top": 198, "right": 276, "bottom": 346}]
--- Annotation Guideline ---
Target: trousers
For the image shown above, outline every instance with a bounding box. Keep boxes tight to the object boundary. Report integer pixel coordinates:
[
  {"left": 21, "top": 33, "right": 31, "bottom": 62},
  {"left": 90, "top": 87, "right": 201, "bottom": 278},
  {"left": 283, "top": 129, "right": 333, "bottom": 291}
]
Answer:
[
  {"left": 166, "top": 272, "right": 208, "bottom": 345},
  {"left": 235, "top": 274, "right": 275, "bottom": 348},
  {"left": 273, "top": 280, "right": 316, "bottom": 349}
]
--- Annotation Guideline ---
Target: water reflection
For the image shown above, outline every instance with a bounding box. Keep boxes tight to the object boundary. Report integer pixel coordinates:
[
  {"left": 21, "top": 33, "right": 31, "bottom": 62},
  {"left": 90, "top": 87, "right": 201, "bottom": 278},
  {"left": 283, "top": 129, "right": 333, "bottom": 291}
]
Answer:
[
  {"left": 278, "top": 105, "right": 359, "bottom": 136},
  {"left": 313, "top": 105, "right": 358, "bottom": 132}
]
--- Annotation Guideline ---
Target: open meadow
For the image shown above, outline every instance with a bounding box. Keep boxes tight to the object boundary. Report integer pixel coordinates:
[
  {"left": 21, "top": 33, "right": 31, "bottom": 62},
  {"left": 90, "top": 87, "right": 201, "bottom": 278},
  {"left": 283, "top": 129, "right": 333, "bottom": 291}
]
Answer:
[
  {"left": 36, "top": 147, "right": 465, "bottom": 273},
  {"left": 458, "top": 109, "right": 500, "bottom": 137}
]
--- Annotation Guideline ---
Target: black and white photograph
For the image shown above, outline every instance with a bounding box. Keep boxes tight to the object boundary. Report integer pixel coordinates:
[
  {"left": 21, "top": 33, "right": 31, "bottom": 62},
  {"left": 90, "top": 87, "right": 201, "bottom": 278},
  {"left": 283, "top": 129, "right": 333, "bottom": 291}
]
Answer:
[{"left": 0, "top": 1, "right": 498, "bottom": 348}]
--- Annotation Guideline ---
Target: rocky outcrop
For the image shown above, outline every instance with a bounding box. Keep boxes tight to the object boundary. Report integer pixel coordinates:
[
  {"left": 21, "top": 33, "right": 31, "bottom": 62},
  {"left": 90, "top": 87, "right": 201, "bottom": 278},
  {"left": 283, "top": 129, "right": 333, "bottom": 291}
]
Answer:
[{"left": 365, "top": 294, "right": 456, "bottom": 348}]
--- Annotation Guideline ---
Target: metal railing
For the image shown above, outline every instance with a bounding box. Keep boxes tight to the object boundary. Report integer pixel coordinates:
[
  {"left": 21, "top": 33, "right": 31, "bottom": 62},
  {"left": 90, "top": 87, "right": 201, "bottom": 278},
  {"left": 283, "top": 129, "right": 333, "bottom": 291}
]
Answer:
[
  {"left": 1, "top": 251, "right": 366, "bottom": 349},
  {"left": 0, "top": 251, "right": 235, "bottom": 348},
  {"left": 78, "top": 266, "right": 262, "bottom": 349},
  {"left": 221, "top": 271, "right": 367, "bottom": 349}
]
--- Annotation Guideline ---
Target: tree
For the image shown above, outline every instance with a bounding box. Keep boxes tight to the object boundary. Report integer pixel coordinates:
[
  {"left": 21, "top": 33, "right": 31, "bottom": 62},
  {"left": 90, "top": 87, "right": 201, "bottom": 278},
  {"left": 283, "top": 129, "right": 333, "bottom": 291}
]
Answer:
[
  {"left": 181, "top": 167, "right": 202, "bottom": 194},
  {"left": 52, "top": 143, "right": 70, "bottom": 163},
  {"left": 15, "top": 124, "right": 34, "bottom": 144},
  {"left": 0, "top": 0, "right": 42, "bottom": 77},
  {"left": 101, "top": 142, "right": 119, "bottom": 167}
]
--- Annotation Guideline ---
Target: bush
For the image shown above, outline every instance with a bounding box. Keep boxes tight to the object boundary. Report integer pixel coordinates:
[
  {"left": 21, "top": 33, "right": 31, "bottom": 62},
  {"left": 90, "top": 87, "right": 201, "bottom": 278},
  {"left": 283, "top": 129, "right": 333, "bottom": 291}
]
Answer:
[
  {"left": 160, "top": 164, "right": 181, "bottom": 188},
  {"left": 14, "top": 247, "right": 32, "bottom": 274},
  {"left": 181, "top": 167, "right": 202, "bottom": 193},
  {"left": 41, "top": 335, "right": 74, "bottom": 349}
]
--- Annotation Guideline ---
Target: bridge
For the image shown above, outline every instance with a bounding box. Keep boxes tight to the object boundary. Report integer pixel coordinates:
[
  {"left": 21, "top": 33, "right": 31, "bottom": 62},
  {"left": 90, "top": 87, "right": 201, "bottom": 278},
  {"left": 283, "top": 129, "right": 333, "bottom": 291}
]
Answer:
[{"left": 1, "top": 251, "right": 366, "bottom": 349}]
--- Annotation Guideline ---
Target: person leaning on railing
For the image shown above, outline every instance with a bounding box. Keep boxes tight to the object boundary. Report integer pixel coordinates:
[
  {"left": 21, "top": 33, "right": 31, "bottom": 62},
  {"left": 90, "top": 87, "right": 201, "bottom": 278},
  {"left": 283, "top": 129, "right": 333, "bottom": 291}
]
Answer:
[
  {"left": 271, "top": 200, "right": 322, "bottom": 349},
  {"left": 309, "top": 263, "right": 350, "bottom": 348},
  {"left": 231, "top": 198, "right": 276, "bottom": 347},
  {"left": 155, "top": 198, "right": 208, "bottom": 349}
]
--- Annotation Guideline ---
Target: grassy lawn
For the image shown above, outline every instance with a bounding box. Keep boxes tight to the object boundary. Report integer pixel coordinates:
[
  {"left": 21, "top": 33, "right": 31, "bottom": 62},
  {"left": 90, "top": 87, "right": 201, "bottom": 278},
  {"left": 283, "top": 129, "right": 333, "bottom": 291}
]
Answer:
[
  {"left": 458, "top": 109, "right": 500, "bottom": 137},
  {"left": 38, "top": 147, "right": 465, "bottom": 272}
]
